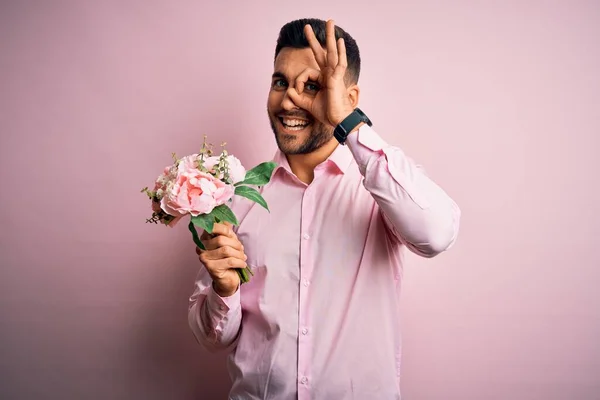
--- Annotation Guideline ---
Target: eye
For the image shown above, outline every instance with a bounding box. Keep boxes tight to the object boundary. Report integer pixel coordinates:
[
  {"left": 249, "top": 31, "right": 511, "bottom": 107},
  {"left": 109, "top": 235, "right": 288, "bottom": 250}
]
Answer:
[
  {"left": 271, "top": 79, "right": 288, "bottom": 90},
  {"left": 304, "top": 82, "right": 320, "bottom": 92}
]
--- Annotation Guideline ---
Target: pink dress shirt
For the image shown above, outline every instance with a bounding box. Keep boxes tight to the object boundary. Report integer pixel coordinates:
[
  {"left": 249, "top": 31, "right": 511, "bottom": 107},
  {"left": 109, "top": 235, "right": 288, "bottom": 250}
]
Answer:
[{"left": 188, "top": 125, "right": 461, "bottom": 399}]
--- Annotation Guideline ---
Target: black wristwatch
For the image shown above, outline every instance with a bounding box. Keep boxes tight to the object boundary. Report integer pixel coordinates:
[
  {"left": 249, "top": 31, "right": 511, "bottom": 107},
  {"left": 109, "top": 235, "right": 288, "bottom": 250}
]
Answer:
[{"left": 333, "top": 108, "right": 372, "bottom": 145}]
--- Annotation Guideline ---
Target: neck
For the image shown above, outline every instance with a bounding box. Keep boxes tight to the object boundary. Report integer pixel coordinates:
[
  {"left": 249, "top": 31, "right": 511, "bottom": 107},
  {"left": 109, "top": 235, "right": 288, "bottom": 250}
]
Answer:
[{"left": 286, "top": 138, "right": 338, "bottom": 184}]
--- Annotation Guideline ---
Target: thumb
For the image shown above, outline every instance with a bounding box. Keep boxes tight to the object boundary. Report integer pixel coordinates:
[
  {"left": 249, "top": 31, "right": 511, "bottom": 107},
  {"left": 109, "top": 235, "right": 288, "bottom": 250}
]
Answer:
[
  {"left": 222, "top": 221, "right": 236, "bottom": 234},
  {"left": 287, "top": 88, "right": 312, "bottom": 112}
]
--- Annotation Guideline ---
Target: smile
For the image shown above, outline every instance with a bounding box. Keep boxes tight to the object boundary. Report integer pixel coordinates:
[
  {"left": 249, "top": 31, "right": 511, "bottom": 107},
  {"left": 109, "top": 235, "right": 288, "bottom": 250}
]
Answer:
[{"left": 278, "top": 117, "right": 311, "bottom": 132}]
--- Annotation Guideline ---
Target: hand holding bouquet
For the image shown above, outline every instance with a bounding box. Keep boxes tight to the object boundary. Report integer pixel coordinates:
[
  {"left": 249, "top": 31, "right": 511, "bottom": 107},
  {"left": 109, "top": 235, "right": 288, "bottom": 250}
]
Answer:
[{"left": 142, "top": 137, "right": 276, "bottom": 283}]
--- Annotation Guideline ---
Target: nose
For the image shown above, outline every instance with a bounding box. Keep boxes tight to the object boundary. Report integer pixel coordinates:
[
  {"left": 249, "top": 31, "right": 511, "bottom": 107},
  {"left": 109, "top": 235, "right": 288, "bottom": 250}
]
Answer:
[{"left": 281, "top": 88, "right": 299, "bottom": 111}]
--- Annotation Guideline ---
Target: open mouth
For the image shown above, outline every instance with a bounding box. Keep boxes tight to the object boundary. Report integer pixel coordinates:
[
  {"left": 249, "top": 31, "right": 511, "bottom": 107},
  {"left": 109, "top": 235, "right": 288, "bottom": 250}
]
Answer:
[{"left": 278, "top": 116, "right": 312, "bottom": 132}]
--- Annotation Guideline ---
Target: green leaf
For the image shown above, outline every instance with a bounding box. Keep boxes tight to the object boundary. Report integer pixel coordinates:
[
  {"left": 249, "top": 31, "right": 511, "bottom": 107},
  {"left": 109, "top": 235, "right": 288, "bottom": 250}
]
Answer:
[
  {"left": 211, "top": 204, "right": 239, "bottom": 226},
  {"left": 191, "top": 213, "right": 216, "bottom": 234},
  {"left": 235, "top": 185, "right": 269, "bottom": 211},
  {"left": 235, "top": 161, "right": 277, "bottom": 186},
  {"left": 188, "top": 221, "right": 205, "bottom": 250}
]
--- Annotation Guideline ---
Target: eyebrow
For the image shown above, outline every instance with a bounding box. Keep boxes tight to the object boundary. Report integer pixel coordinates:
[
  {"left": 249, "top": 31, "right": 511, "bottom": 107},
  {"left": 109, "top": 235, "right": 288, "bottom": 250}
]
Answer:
[{"left": 271, "top": 72, "right": 287, "bottom": 80}]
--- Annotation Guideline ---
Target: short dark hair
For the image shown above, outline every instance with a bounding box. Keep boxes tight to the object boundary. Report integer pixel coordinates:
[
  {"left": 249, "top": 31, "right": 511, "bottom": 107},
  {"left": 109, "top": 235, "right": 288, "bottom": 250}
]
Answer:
[{"left": 274, "top": 18, "right": 361, "bottom": 84}]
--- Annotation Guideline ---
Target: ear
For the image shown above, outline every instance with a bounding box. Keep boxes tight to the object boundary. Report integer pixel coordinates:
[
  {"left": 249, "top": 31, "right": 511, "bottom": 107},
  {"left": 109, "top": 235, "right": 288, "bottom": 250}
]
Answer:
[{"left": 347, "top": 84, "right": 360, "bottom": 108}]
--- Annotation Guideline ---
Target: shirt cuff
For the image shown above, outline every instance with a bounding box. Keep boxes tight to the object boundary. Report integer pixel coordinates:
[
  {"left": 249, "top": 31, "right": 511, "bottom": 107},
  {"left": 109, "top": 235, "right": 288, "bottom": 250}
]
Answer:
[
  {"left": 345, "top": 124, "right": 431, "bottom": 209},
  {"left": 345, "top": 124, "right": 388, "bottom": 172},
  {"left": 206, "top": 283, "right": 241, "bottom": 316}
]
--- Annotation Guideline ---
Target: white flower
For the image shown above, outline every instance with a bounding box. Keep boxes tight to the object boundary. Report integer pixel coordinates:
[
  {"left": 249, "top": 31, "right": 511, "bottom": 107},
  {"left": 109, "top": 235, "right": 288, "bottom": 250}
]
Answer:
[
  {"left": 226, "top": 155, "right": 246, "bottom": 184},
  {"left": 204, "top": 155, "right": 247, "bottom": 184}
]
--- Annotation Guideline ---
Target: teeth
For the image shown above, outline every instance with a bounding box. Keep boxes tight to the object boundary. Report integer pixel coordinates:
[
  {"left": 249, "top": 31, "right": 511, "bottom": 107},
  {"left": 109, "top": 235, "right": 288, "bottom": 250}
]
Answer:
[{"left": 282, "top": 118, "right": 309, "bottom": 127}]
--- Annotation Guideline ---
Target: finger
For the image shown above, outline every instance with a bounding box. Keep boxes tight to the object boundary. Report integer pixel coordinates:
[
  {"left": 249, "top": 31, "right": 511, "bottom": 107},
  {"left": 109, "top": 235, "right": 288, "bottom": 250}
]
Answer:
[
  {"left": 202, "top": 245, "right": 247, "bottom": 262},
  {"left": 199, "top": 232, "right": 213, "bottom": 251},
  {"left": 200, "top": 222, "right": 234, "bottom": 249},
  {"left": 304, "top": 24, "right": 326, "bottom": 68},
  {"left": 203, "top": 234, "right": 244, "bottom": 252},
  {"left": 202, "top": 256, "right": 248, "bottom": 271},
  {"left": 287, "top": 88, "right": 313, "bottom": 112},
  {"left": 326, "top": 20, "right": 338, "bottom": 68},
  {"left": 199, "top": 229, "right": 216, "bottom": 252},
  {"left": 211, "top": 222, "right": 235, "bottom": 238},
  {"left": 217, "top": 257, "right": 248, "bottom": 270},
  {"left": 295, "top": 67, "right": 321, "bottom": 94},
  {"left": 200, "top": 229, "right": 212, "bottom": 241},
  {"left": 333, "top": 38, "right": 348, "bottom": 80}
]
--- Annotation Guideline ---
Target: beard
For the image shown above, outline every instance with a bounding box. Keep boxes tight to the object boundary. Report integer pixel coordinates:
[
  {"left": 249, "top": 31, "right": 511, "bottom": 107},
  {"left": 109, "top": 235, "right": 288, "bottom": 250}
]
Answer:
[{"left": 268, "top": 110, "right": 334, "bottom": 155}]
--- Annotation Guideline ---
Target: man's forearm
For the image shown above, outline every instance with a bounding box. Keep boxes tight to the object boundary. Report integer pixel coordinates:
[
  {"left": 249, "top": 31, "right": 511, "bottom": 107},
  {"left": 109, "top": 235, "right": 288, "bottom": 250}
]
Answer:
[{"left": 345, "top": 125, "right": 461, "bottom": 257}]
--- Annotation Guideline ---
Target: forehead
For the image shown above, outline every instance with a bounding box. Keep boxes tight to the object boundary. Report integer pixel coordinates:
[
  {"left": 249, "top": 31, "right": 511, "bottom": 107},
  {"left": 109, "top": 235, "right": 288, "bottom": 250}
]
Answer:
[{"left": 273, "top": 47, "right": 320, "bottom": 78}]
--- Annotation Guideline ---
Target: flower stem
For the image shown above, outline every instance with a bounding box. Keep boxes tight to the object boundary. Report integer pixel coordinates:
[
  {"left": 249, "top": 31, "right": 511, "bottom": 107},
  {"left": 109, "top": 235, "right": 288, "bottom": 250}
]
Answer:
[
  {"left": 189, "top": 221, "right": 205, "bottom": 250},
  {"left": 237, "top": 266, "right": 253, "bottom": 283}
]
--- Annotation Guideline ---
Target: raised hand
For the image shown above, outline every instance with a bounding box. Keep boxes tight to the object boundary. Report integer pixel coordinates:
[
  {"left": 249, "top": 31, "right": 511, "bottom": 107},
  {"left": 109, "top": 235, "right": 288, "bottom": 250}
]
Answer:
[{"left": 288, "top": 19, "right": 356, "bottom": 128}]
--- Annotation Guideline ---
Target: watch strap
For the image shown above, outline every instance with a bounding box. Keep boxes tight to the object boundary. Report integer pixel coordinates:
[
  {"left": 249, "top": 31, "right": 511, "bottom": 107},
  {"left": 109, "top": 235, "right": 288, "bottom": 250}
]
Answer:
[{"left": 333, "top": 108, "right": 372, "bottom": 144}]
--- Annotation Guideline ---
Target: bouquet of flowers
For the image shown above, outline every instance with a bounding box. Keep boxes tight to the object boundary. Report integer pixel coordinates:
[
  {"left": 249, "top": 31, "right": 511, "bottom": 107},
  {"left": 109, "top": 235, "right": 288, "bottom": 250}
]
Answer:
[{"left": 141, "top": 136, "right": 276, "bottom": 283}]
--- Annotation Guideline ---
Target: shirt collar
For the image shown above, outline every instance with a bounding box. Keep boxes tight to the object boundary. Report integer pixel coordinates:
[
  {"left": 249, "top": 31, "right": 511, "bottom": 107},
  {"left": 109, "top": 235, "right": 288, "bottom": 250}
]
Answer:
[{"left": 271, "top": 142, "right": 354, "bottom": 179}]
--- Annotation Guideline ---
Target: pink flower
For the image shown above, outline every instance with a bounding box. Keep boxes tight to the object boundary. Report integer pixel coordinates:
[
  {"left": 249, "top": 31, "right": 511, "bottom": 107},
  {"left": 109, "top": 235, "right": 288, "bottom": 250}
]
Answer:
[
  {"left": 204, "top": 155, "right": 247, "bottom": 184},
  {"left": 177, "top": 154, "right": 200, "bottom": 173},
  {"left": 160, "top": 165, "right": 234, "bottom": 217},
  {"left": 151, "top": 200, "right": 183, "bottom": 227}
]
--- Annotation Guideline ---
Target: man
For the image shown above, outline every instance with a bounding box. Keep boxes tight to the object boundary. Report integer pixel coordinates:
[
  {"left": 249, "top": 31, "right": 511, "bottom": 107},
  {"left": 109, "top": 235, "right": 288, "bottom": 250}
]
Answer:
[{"left": 188, "top": 18, "right": 460, "bottom": 400}]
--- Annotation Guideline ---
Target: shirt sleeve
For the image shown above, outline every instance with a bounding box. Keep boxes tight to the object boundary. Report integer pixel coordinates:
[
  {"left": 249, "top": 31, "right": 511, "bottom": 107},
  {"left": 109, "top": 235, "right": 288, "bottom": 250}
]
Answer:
[
  {"left": 188, "top": 265, "right": 242, "bottom": 352},
  {"left": 345, "top": 125, "right": 461, "bottom": 257}
]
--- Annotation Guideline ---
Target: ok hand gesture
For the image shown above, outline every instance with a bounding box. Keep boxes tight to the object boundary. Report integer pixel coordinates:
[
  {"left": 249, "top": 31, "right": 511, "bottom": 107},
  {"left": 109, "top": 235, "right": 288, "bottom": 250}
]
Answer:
[{"left": 288, "top": 19, "right": 356, "bottom": 128}]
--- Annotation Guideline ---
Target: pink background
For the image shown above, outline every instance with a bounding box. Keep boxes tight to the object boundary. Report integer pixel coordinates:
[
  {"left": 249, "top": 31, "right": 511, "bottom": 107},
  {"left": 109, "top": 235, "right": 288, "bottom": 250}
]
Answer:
[{"left": 1, "top": 1, "right": 599, "bottom": 399}]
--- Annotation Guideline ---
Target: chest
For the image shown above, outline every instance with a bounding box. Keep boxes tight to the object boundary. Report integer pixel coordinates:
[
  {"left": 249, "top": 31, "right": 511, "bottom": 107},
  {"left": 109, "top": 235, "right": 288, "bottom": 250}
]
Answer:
[{"left": 236, "top": 172, "right": 376, "bottom": 276}]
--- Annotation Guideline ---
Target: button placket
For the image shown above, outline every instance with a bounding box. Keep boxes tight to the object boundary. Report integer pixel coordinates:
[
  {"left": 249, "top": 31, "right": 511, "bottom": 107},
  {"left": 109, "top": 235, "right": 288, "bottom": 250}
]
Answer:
[{"left": 297, "top": 186, "right": 314, "bottom": 397}]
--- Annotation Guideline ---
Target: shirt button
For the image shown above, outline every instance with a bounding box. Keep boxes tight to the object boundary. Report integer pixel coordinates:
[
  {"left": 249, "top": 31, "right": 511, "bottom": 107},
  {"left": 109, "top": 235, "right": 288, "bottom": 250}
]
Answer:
[
  {"left": 301, "top": 376, "right": 308, "bottom": 384},
  {"left": 302, "top": 328, "right": 308, "bottom": 335},
  {"left": 303, "top": 279, "right": 310, "bottom": 287},
  {"left": 303, "top": 233, "right": 310, "bottom": 240}
]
